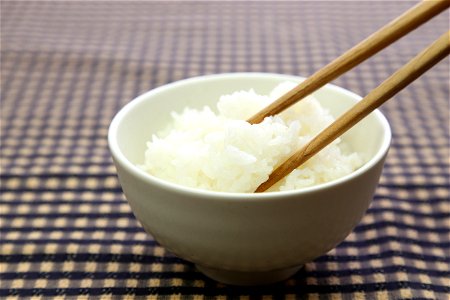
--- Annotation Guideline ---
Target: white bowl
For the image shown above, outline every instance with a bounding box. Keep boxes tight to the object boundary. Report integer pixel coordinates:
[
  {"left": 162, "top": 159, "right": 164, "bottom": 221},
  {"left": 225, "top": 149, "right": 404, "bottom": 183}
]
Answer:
[{"left": 108, "top": 73, "right": 391, "bottom": 285}]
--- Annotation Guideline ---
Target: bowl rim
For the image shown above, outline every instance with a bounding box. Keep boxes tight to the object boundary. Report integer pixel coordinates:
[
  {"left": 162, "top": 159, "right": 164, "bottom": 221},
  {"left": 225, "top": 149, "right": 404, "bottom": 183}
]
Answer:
[{"left": 108, "top": 72, "right": 391, "bottom": 200}]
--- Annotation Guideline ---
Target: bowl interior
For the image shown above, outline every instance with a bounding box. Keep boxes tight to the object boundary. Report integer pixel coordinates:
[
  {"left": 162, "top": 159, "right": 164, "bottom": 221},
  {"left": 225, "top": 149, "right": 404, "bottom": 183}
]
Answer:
[{"left": 111, "top": 73, "right": 389, "bottom": 179}]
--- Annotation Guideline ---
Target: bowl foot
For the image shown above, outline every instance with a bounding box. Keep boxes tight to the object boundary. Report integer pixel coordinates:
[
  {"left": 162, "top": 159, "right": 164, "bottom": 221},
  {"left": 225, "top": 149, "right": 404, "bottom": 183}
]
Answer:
[{"left": 196, "top": 264, "right": 302, "bottom": 286}]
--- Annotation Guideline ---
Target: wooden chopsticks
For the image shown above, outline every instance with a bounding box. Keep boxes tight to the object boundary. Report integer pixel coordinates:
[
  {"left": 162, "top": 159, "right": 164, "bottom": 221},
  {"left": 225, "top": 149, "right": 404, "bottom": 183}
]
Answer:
[
  {"left": 247, "top": 0, "right": 449, "bottom": 125},
  {"left": 252, "top": 1, "right": 450, "bottom": 192},
  {"left": 255, "top": 31, "right": 450, "bottom": 192}
]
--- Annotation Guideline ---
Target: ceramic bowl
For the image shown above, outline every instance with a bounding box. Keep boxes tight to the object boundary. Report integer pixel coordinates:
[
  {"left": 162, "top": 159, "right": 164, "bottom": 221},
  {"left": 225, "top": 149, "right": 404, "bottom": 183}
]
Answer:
[{"left": 108, "top": 73, "right": 391, "bottom": 285}]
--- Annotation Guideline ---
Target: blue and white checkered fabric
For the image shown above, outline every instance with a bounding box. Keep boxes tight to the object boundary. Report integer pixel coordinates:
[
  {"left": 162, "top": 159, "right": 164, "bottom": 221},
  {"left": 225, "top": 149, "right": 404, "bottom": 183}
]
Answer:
[{"left": 1, "top": 1, "right": 449, "bottom": 299}]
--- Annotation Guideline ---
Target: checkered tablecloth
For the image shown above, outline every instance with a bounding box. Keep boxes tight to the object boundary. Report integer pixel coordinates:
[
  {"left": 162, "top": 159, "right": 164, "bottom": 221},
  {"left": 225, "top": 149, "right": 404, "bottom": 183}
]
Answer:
[{"left": 1, "top": 1, "right": 449, "bottom": 299}]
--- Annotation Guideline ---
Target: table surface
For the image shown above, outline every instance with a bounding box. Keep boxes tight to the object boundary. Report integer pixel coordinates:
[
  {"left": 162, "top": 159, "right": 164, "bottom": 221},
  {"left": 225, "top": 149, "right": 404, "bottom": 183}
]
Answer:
[{"left": 1, "top": 1, "right": 449, "bottom": 299}]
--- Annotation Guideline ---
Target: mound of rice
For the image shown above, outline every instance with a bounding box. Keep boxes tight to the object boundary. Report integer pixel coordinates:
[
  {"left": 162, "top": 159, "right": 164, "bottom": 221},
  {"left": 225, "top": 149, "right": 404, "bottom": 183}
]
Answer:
[{"left": 141, "top": 82, "right": 363, "bottom": 193}]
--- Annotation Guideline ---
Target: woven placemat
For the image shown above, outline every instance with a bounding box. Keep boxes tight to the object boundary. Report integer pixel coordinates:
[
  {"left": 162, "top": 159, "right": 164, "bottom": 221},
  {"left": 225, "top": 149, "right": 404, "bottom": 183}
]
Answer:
[{"left": 1, "top": 1, "right": 449, "bottom": 299}]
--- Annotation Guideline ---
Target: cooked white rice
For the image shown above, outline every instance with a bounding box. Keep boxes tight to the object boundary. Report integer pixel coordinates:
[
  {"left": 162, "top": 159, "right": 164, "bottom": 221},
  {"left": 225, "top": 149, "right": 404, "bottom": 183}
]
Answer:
[{"left": 141, "top": 82, "right": 363, "bottom": 193}]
